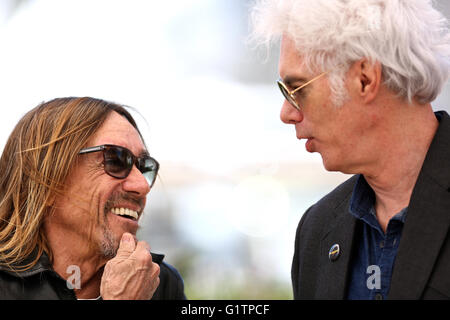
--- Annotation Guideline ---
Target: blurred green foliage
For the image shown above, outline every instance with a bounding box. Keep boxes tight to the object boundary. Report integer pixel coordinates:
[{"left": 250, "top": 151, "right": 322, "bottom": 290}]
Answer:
[
  {"left": 171, "top": 248, "right": 293, "bottom": 300},
  {"left": 185, "top": 279, "right": 293, "bottom": 300}
]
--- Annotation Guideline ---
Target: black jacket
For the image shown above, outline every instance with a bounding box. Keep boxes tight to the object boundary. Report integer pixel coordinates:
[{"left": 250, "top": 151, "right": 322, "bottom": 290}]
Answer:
[
  {"left": 0, "top": 251, "right": 186, "bottom": 300},
  {"left": 292, "top": 111, "right": 450, "bottom": 299}
]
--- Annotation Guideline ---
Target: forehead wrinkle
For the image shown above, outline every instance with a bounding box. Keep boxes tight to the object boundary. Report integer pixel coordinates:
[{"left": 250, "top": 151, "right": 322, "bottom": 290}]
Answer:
[
  {"left": 97, "top": 135, "right": 146, "bottom": 158},
  {"left": 89, "top": 112, "right": 145, "bottom": 155},
  {"left": 138, "top": 149, "right": 150, "bottom": 158}
]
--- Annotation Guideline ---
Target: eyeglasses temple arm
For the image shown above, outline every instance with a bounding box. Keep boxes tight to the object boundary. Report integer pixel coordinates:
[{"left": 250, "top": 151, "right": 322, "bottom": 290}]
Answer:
[
  {"left": 291, "top": 71, "right": 329, "bottom": 95},
  {"left": 78, "top": 146, "right": 105, "bottom": 155}
]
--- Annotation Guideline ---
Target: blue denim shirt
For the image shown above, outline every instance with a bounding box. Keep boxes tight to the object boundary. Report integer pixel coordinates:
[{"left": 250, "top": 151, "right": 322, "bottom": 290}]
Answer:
[{"left": 346, "top": 174, "right": 407, "bottom": 300}]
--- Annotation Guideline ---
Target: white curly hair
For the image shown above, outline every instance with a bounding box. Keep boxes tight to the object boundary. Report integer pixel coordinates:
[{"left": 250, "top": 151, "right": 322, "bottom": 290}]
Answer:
[{"left": 250, "top": 0, "right": 450, "bottom": 106}]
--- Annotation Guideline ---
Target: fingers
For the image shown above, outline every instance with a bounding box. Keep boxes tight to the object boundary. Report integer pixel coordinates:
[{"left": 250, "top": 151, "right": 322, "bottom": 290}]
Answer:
[
  {"left": 150, "top": 274, "right": 161, "bottom": 296},
  {"left": 101, "top": 236, "right": 161, "bottom": 300},
  {"left": 130, "top": 240, "right": 151, "bottom": 260},
  {"left": 130, "top": 241, "right": 157, "bottom": 273},
  {"left": 130, "top": 241, "right": 160, "bottom": 283},
  {"left": 148, "top": 263, "right": 161, "bottom": 297},
  {"left": 115, "top": 232, "right": 136, "bottom": 259}
]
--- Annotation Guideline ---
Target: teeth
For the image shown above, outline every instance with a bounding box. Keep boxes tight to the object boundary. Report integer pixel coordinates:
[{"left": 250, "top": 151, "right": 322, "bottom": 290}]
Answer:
[{"left": 111, "top": 207, "right": 139, "bottom": 220}]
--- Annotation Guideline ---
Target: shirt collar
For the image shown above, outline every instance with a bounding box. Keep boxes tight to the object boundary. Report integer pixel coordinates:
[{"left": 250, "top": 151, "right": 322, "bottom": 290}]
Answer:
[
  {"left": 0, "top": 250, "right": 166, "bottom": 278},
  {"left": 0, "top": 250, "right": 52, "bottom": 277},
  {"left": 349, "top": 174, "right": 407, "bottom": 230},
  {"left": 349, "top": 174, "right": 376, "bottom": 220}
]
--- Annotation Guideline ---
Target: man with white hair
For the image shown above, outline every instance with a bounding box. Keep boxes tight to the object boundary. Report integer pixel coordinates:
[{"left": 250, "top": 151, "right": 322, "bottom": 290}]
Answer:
[{"left": 251, "top": 0, "right": 450, "bottom": 299}]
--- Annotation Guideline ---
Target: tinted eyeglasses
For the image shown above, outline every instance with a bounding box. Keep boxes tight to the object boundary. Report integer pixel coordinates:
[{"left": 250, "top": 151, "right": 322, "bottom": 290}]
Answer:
[
  {"left": 78, "top": 144, "right": 159, "bottom": 188},
  {"left": 277, "top": 71, "right": 328, "bottom": 111}
]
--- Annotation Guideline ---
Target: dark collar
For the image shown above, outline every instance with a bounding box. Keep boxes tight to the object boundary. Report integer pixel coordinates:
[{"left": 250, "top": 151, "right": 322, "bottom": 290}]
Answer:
[
  {"left": 349, "top": 174, "right": 376, "bottom": 220},
  {"left": 0, "top": 250, "right": 166, "bottom": 278},
  {"left": 349, "top": 174, "right": 407, "bottom": 232},
  {"left": 0, "top": 250, "right": 52, "bottom": 277}
]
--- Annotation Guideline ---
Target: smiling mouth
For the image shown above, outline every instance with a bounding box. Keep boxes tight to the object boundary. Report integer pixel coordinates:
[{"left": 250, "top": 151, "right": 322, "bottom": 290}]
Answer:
[{"left": 110, "top": 207, "right": 139, "bottom": 221}]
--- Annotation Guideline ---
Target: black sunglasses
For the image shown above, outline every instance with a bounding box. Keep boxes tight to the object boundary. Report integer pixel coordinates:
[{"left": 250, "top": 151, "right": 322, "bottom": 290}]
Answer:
[{"left": 78, "top": 144, "right": 159, "bottom": 188}]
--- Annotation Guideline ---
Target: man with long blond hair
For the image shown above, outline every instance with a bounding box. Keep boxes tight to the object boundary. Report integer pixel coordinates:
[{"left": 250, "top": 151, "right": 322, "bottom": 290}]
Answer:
[{"left": 0, "top": 97, "right": 185, "bottom": 299}]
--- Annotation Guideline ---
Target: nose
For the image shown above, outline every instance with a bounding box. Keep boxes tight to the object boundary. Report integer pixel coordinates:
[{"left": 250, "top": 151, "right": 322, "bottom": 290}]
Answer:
[
  {"left": 280, "top": 100, "right": 304, "bottom": 124},
  {"left": 121, "top": 165, "right": 151, "bottom": 197}
]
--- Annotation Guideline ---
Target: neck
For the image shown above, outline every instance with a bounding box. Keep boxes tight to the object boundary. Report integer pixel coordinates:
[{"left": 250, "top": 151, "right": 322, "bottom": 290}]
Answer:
[
  {"left": 362, "top": 101, "right": 438, "bottom": 232},
  {"left": 43, "top": 225, "right": 107, "bottom": 299}
]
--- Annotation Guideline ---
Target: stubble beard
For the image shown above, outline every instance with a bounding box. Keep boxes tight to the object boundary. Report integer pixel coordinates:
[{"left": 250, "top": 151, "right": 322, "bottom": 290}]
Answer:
[{"left": 99, "top": 223, "right": 119, "bottom": 259}]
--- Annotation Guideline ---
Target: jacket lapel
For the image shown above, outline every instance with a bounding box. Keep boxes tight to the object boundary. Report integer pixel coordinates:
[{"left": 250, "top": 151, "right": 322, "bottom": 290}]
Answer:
[
  {"left": 389, "top": 111, "right": 450, "bottom": 299},
  {"left": 315, "top": 199, "right": 358, "bottom": 299}
]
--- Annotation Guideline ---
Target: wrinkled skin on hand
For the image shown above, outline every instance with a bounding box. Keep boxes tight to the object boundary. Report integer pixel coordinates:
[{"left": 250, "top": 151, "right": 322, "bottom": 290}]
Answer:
[{"left": 100, "top": 233, "right": 160, "bottom": 300}]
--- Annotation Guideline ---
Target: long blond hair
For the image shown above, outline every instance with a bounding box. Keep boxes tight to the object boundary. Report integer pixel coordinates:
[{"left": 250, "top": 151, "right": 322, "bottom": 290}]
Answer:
[{"left": 0, "top": 97, "right": 141, "bottom": 272}]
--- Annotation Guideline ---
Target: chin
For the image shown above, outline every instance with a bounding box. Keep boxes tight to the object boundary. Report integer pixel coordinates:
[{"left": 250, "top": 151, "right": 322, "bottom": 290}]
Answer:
[
  {"left": 321, "top": 155, "right": 345, "bottom": 173},
  {"left": 322, "top": 156, "right": 360, "bottom": 175},
  {"left": 320, "top": 153, "right": 334, "bottom": 171},
  {"left": 99, "top": 222, "right": 139, "bottom": 259},
  {"left": 322, "top": 162, "right": 340, "bottom": 172},
  {"left": 99, "top": 227, "right": 120, "bottom": 259}
]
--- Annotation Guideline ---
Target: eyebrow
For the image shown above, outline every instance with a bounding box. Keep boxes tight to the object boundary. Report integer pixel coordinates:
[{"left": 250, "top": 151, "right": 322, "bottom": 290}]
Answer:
[
  {"left": 282, "top": 75, "right": 308, "bottom": 88},
  {"left": 138, "top": 149, "right": 150, "bottom": 158}
]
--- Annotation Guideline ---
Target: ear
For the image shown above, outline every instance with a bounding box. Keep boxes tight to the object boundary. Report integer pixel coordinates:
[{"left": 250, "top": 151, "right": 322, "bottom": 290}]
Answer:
[{"left": 350, "top": 59, "right": 382, "bottom": 104}]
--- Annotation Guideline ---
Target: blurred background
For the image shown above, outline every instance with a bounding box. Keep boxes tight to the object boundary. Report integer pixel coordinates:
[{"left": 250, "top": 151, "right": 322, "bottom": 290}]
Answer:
[{"left": 0, "top": 0, "right": 449, "bottom": 299}]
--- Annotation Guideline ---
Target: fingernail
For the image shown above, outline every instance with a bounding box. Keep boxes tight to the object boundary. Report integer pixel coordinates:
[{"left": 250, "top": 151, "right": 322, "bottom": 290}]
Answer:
[{"left": 121, "top": 233, "right": 132, "bottom": 242}]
